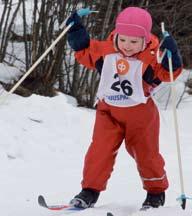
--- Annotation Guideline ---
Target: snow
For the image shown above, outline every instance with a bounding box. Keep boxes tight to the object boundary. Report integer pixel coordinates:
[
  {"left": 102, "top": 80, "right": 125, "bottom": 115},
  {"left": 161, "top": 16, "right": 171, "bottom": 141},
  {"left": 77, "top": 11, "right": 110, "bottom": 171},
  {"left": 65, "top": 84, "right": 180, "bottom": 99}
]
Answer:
[
  {"left": 0, "top": 63, "right": 22, "bottom": 84},
  {"left": 0, "top": 91, "right": 192, "bottom": 216}
]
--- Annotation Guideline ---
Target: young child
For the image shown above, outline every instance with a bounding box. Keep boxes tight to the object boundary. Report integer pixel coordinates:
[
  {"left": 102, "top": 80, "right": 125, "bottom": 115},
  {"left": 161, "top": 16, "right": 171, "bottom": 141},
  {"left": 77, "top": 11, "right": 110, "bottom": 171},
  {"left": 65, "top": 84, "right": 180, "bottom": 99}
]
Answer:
[{"left": 66, "top": 7, "right": 182, "bottom": 209}]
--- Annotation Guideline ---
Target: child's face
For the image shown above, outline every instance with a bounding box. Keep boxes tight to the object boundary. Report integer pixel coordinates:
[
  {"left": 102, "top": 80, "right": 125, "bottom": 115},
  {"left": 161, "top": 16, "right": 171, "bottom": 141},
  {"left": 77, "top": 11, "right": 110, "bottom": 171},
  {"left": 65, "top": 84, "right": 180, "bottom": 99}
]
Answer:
[{"left": 117, "top": 34, "right": 144, "bottom": 57}]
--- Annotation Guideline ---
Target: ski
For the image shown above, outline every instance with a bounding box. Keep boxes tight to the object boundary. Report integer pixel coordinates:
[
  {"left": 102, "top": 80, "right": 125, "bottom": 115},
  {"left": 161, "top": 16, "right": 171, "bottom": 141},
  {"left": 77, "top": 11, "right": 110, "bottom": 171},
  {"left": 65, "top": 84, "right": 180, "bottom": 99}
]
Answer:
[{"left": 38, "top": 195, "right": 84, "bottom": 211}]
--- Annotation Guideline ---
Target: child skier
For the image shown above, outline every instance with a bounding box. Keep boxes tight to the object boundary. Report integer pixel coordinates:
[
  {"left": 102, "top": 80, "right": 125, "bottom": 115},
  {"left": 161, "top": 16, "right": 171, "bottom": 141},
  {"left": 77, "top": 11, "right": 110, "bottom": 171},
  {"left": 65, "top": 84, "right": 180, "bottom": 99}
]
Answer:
[{"left": 66, "top": 7, "right": 182, "bottom": 209}]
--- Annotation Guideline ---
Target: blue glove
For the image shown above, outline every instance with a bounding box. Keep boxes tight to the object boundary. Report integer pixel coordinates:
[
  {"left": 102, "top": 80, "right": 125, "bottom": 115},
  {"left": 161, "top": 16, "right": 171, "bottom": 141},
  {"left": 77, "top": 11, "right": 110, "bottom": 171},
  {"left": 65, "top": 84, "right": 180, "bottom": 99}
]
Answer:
[
  {"left": 161, "top": 35, "right": 178, "bottom": 54},
  {"left": 161, "top": 35, "right": 182, "bottom": 71},
  {"left": 66, "top": 12, "right": 83, "bottom": 32},
  {"left": 66, "top": 11, "right": 90, "bottom": 51}
]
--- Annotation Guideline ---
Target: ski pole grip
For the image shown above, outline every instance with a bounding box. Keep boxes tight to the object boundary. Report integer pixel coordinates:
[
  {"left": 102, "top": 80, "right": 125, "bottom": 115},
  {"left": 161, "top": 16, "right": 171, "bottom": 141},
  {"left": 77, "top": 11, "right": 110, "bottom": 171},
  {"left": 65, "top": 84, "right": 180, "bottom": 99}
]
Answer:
[
  {"left": 77, "top": 8, "right": 92, "bottom": 17},
  {"left": 77, "top": 8, "right": 98, "bottom": 17},
  {"left": 63, "top": 8, "right": 94, "bottom": 31},
  {"left": 161, "top": 22, "right": 169, "bottom": 38}
]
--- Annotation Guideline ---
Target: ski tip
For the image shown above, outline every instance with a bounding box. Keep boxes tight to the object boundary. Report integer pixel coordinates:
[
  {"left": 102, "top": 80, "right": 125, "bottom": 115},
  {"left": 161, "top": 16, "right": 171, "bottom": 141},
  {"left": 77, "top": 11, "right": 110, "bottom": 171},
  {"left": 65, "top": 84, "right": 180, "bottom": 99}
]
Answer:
[
  {"left": 38, "top": 195, "right": 48, "bottom": 208},
  {"left": 37, "top": 195, "right": 72, "bottom": 211}
]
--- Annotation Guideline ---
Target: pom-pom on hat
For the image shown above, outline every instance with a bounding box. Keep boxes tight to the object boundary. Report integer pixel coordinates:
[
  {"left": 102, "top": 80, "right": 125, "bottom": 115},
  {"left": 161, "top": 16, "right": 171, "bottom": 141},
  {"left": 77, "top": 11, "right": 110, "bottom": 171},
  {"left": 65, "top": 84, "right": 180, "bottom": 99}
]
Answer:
[{"left": 115, "top": 7, "right": 152, "bottom": 43}]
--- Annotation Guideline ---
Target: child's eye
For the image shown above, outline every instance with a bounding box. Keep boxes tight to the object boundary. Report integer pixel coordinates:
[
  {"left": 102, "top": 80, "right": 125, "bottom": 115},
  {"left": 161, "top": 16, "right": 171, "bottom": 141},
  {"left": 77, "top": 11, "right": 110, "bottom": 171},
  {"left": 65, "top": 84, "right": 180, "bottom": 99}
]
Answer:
[
  {"left": 131, "top": 40, "right": 138, "bottom": 44},
  {"left": 120, "top": 38, "right": 126, "bottom": 42}
]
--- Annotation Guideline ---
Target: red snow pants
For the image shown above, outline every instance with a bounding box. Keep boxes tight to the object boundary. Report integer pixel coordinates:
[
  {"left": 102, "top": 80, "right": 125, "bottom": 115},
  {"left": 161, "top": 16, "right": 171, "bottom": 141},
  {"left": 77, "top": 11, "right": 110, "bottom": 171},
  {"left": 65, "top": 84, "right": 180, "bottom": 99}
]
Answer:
[{"left": 81, "top": 99, "right": 169, "bottom": 193}]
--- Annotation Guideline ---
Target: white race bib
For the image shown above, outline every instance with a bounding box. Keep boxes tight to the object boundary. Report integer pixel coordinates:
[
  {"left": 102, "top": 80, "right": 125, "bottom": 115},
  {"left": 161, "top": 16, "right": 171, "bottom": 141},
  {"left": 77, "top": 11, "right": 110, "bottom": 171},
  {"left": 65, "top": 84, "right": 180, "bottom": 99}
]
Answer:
[{"left": 97, "top": 53, "right": 149, "bottom": 107}]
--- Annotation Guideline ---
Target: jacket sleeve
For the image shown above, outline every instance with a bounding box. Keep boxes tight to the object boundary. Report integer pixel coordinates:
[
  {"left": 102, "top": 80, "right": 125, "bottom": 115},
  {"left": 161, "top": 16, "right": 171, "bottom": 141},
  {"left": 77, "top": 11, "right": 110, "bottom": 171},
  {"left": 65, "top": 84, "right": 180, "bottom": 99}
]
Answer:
[
  {"left": 153, "top": 61, "right": 182, "bottom": 82},
  {"left": 74, "top": 39, "right": 115, "bottom": 70}
]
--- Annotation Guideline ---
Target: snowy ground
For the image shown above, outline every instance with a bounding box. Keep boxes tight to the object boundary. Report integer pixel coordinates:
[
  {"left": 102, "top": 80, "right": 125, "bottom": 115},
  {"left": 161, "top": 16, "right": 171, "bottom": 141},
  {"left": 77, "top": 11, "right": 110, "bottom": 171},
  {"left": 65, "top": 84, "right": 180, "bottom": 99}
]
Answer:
[{"left": 0, "top": 91, "right": 192, "bottom": 216}]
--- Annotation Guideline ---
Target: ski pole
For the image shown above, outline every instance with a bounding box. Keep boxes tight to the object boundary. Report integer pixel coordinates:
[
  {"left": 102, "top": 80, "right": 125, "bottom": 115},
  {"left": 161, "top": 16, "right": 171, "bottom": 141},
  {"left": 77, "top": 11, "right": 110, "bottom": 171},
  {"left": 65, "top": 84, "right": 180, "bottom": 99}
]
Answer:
[
  {"left": 159, "top": 22, "right": 188, "bottom": 209},
  {"left": 0, "top": 23, "right": 73, "bottom": 105},
  {"left": 167, "top": 49, "right": 186, "bottom": 210},
  {"left": 0, "top": 8, "right": 98, "bottom": 104}
]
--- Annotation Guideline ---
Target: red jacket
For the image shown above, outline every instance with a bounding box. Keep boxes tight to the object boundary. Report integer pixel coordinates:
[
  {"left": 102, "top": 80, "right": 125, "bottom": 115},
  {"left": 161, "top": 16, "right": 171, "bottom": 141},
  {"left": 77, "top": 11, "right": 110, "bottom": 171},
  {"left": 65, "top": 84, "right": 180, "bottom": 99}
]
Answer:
[{"left": 74, "top": 32, "right": 182, "bottom": 96}]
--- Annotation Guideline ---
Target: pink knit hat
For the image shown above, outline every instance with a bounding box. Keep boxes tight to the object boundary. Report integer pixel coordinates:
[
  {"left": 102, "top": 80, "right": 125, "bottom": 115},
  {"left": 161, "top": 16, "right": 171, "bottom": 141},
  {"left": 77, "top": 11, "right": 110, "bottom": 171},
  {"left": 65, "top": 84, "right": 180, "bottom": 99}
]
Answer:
[{"left": 115, "top": 7, "right": 152, "bottom": 43}]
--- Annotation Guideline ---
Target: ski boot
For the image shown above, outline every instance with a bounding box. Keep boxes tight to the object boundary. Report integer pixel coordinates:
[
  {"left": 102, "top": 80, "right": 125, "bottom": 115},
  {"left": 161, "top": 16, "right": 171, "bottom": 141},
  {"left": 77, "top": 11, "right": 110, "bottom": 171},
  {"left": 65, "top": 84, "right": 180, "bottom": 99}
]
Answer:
[
  {"left": 141, "top": 192, "right": 165, "bottom": 210},
  {"left": 70, "top": 188, "right": 100, "bottom": 208}
]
